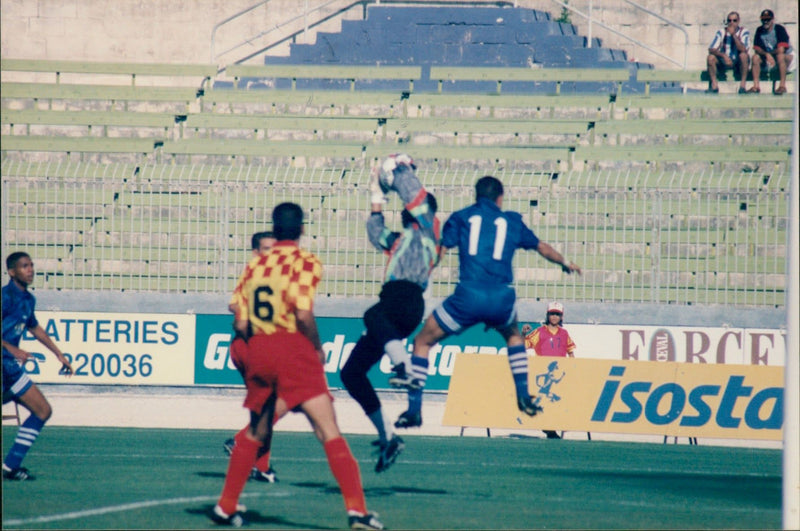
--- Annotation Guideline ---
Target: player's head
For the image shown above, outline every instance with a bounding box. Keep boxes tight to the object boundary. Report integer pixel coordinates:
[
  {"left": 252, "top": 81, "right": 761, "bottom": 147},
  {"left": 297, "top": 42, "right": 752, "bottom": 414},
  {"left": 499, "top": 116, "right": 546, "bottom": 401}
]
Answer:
[
  {"left": 546, "top": 301, "right": 564, "bottom": 326},
  {"left": 272, "top": 202, "right": 304, "bottom": 241},
  {"left": 476, "top": 176, "right": 504, "bottom": 204},
  {"left": 6, "top": 251, "right": 34, "bottom": 288},
  {"left": 401, "top": 193, "right": 437, "bottom": 228},
  {"left": 251, "top": 231, "right": 275, "bottom": 255}
]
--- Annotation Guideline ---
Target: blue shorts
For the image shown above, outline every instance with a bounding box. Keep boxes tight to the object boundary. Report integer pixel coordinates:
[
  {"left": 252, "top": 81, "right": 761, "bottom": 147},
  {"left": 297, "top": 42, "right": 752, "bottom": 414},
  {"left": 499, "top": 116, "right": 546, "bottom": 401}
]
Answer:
[
  {"left": 433, "top": 282, "right": 517, "bottom": 335},
  {"left": 2, "top": 352, "right": 33, "bottom": 403}
]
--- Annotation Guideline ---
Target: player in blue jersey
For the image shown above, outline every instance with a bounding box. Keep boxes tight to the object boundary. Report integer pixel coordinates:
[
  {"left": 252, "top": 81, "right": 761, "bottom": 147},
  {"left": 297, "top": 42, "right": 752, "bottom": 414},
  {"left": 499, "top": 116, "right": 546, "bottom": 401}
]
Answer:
[
  {"left": 341, "top": 154, "right": 440, "bottom": 473},
  {"left": 390, "top": 176, "right": 581, "bottom": 428},
  {"left": 2, "top": 252, "right": 73, "bottom": 481}
]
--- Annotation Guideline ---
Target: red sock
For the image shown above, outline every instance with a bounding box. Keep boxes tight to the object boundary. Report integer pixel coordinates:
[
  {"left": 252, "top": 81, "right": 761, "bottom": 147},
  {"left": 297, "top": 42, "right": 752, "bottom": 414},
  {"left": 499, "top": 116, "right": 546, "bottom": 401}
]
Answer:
[
  {"left": 324, "top": 437, "right": 367, "bottom": 514},
  {"left": 254, "top": 413, "right": 281, "bottom": 471},
  {"left": 218, "top": 431, "right": 260, "bottom": 515},
  {"left": 254, "top": 448, "right": 271, "bottom": 471}
]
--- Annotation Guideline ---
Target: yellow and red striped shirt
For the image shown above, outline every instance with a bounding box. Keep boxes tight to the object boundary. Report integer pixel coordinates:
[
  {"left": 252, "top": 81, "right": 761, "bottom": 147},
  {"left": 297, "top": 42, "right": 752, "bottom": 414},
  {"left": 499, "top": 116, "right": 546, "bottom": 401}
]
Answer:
[{"left": 230, "top": 241, "right": 322, "bottom": 335}]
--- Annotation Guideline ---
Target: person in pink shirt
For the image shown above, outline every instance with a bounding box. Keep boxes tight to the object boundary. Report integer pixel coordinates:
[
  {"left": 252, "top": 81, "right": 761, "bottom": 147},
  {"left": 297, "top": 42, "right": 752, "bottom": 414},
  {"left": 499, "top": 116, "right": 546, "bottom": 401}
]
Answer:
[
  {"left": 524, "top": 302, "right": 575, "bottom": 358},
  {"left": 522, "top": 302, "right": 575, "bottom": 439}
]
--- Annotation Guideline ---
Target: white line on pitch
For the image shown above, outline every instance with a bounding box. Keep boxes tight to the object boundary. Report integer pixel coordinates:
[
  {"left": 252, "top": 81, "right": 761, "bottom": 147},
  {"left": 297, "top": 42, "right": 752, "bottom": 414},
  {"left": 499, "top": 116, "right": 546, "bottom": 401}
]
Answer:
[{"left": 3, "top": 491, "right": 288, "bottom": 527}]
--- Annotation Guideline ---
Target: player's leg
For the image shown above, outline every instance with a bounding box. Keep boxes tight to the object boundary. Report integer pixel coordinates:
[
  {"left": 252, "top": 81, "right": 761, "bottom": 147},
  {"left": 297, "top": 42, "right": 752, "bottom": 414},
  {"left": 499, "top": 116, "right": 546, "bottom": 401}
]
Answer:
[
  {"left": 213, "top": 394, "right": 276, "bottom": 525},
  {"left": 381, "top": 281, "right": 424, "bottom": 386},
  {"left": 341, "top": 330, "right": 392, "bottom": 444},
  {"left": 224, "top": 335, "right": 279, "bottom": 483},
  {"left": 3, "top": 360, "right": 51, "bottom": 480},
  {"left": 214, "top": 403, "right": 277, "bottom": 523},
  {"left": 496, "top": 321, "right": 542, "bottom": 417},
  {"left": 300, "top": 393, "right": 383, "bottom": 528}
]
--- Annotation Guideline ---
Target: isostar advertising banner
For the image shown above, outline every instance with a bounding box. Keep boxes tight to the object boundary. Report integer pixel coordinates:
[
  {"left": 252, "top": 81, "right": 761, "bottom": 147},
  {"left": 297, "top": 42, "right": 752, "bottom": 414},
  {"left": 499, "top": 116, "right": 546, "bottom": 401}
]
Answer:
[
  {"left": 194, "top": 314, "right": 508, "bottom": 389},
  {"left": 442, "top": 354, "right": 784, "bottom": 440},
  {"left": 15, "top": 311, "right": 195, "bottom": 385}
]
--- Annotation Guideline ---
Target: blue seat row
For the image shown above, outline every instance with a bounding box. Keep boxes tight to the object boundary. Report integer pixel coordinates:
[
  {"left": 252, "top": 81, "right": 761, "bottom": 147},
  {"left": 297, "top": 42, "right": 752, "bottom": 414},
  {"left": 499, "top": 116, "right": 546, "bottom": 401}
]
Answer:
[{"left": 227, "top": 5, "right": 669, "bottom": 94}]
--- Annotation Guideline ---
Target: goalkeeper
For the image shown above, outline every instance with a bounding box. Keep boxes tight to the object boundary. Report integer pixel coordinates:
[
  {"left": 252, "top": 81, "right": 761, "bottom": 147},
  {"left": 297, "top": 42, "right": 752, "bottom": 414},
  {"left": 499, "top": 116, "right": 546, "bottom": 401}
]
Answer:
[
  {"left": 340, "top": 154, "right": 441, "bottom": 473},
  {"left": 390, "top": 175, "right": 581, "bottom": 428}
]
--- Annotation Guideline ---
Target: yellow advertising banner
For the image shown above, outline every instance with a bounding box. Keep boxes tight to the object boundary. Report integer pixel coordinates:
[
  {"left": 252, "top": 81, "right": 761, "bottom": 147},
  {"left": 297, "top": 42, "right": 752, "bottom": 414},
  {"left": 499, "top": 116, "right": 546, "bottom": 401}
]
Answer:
[
  {"left": 18, "top": 311, "right": 195, "bottom": 386},
  {"left": 442, "top": 354, "right": 784, "bottom": 440}
]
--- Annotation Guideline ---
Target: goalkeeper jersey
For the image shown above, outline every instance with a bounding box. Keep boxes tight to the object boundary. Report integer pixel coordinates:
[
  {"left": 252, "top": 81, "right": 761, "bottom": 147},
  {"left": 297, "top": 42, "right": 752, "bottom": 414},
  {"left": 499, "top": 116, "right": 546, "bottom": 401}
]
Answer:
[{"left": 229, "top": 241, "right": 322, "bottom": 335}]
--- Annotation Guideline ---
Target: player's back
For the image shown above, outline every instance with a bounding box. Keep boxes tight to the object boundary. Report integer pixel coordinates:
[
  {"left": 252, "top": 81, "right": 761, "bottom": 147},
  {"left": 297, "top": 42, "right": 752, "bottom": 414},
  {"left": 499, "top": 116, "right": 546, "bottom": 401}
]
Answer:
[
  {"left": 235, "top": 242, "right": 322, "bottom": 336},
  {"left": 444, "top": 198, "right": 539, "bottom": 285}
]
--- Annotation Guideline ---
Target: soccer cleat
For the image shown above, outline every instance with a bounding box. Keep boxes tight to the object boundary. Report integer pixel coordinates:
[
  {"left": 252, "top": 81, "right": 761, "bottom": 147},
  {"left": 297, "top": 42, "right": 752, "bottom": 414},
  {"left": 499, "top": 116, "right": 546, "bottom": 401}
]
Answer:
[
  {"left": 223, "top": 438, "right": 235, "bottom": 456},
  {"left": 348, "top": 510, "right": 385, "bottom": 530},
  {"left": 2, "top": 464, "right": 34, "bottom": 481},
  {"left": 545, "top": 430, "right": 562, "bottom": 439},
  {"left": 250, "top": 466, "right": 278, "bottom": 483},
  {"left": 388, "top": 364, "right": 421, "bottom": 390},
  {"left": 518, "top": 396, "right": 543, "bottom": 417},
  {"left": 375, "top": 435, "right": 404, "bottom": 473},
  {"left": 394, "top": 410, "right": 422, "bottom": 429},
  {"left": 209, "top": 504, "right": 245, "bottom": 527}
]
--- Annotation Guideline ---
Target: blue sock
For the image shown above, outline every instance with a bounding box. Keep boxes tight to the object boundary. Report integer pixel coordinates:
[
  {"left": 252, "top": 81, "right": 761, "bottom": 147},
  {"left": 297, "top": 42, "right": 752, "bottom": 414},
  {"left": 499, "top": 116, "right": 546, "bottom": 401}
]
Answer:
[
  {"left": 408, "top": 387, "right": 423, "bottom": 415},
  {"left": 407, "top": 356, "right": 429, "bottom": 414},
  {"left": 507, "top": 344, "right": 530, "bottom": 400},
  {"left": 4, "top": 414, "right": 45, "bottom": 469}
]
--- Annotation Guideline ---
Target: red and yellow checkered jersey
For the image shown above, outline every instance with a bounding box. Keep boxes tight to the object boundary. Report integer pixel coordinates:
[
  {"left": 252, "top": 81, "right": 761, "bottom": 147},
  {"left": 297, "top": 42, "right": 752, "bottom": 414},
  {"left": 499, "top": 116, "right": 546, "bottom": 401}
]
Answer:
[{"left": 230, "top": 241, "right": 322, "bottom": 335}]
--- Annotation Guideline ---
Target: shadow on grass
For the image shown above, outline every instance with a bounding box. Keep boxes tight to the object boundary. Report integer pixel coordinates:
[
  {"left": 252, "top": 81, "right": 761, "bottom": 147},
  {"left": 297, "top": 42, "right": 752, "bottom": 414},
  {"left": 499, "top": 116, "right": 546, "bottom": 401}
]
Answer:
[
  {"left": 187, "top": 505, "right": 335, "bottom": 530},
  {"left": 292, "top": 481, "right": 448, "bottom": 497}
]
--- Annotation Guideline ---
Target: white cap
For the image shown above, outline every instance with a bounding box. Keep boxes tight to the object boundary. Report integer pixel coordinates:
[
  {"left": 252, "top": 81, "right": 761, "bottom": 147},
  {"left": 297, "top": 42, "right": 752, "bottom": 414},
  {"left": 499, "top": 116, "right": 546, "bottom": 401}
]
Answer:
[{"left": 547, "top": 302, "right": 564, "bottom": 314}]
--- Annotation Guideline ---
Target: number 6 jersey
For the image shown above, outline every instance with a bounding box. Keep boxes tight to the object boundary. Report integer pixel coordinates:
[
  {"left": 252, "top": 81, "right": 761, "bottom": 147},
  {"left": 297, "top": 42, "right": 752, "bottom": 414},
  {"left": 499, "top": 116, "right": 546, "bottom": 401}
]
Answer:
[{"left": 230, "top": 241, "right": 322, "bottom": 335}]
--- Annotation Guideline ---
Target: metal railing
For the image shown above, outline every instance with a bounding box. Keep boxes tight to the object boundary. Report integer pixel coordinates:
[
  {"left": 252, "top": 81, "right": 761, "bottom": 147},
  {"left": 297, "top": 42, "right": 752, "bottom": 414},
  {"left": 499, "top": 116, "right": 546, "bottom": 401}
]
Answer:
[
  {"left": 2, "top": 160, "right": 788, "bottom": 308},
  {"left": 548, "top": 0, "right": 688, "bottom": 70}
]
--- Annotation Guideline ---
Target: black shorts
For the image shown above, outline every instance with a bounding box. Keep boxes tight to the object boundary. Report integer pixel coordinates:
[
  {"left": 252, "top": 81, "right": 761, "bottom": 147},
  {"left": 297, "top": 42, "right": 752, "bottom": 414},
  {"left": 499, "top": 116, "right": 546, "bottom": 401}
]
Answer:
[{"left": 366, "top": 279, "right": 424, "bottom": 340}]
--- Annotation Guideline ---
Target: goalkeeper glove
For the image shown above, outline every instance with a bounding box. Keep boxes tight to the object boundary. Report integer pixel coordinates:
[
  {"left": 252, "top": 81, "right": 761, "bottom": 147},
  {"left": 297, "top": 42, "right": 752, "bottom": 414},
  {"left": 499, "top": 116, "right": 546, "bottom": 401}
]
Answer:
[{"left": 368, "top": 170, "right": 387, "bottom": 204}]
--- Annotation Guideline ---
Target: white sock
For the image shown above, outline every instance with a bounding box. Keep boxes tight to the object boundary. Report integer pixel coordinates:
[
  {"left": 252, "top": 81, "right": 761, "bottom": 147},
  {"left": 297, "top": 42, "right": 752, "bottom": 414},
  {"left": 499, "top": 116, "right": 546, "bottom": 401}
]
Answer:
[{"left": 385, "top": 339, "right": 411, "bottom": 373}]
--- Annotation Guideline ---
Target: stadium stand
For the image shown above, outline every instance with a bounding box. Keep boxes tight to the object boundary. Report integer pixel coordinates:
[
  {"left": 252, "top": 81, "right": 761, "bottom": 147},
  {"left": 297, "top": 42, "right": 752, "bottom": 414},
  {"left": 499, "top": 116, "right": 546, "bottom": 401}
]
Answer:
[{"left": 0, "top": 4, "right": 792, "bottom": 307}]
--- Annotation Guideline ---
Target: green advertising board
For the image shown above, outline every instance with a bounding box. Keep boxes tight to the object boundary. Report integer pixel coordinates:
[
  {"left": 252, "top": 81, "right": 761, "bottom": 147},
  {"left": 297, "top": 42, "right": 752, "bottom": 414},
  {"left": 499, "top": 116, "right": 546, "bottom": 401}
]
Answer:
[{"left": 194, "top": 314, "right": 508, "bottom": 391}]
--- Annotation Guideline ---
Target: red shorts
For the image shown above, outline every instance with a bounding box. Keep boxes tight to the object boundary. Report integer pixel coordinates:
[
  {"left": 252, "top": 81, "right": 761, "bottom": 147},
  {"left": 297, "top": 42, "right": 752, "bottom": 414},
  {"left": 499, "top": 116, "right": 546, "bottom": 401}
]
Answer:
[{"left": 231, "top": 330, "right": 331, "bottom": 414}]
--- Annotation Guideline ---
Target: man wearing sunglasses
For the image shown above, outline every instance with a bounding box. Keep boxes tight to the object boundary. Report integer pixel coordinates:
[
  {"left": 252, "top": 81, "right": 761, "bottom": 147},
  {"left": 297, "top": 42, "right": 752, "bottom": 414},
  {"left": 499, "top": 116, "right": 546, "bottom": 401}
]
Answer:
[
  {"left": 748, "top": 9, "right": 794, "bottom": 95},
  {"left": 706, "top": 11, "right": 750, "bottom": 94}
]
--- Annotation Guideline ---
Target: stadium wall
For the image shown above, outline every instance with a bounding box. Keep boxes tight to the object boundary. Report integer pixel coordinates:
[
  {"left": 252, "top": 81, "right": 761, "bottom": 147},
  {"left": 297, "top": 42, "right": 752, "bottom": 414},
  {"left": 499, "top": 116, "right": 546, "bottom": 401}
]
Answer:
[{"left": 1, "top": 0, "right": 797, "bottom": 70}]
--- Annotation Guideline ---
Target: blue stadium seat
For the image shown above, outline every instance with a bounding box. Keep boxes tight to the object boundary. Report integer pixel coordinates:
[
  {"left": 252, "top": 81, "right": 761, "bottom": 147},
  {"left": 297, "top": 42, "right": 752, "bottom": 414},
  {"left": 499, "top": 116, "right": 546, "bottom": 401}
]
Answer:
[{"left": 249, "top": 5, "right": 651, "bottom": 93}]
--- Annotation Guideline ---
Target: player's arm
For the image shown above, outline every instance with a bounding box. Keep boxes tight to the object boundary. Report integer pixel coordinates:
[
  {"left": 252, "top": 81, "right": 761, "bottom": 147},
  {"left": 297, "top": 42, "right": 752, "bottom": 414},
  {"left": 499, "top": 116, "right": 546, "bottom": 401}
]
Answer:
[
  {"left": 29, "top": 325, "right": 73, "bottom": 375},
  {"left": 536, "top": 241, "right": 582, "bottom": 275},
  {"left": 296, "top": 309, "right": 325, "bottom": 364},
  {"left": 2, "top": 340, "right": 31, "bottom": 363}
]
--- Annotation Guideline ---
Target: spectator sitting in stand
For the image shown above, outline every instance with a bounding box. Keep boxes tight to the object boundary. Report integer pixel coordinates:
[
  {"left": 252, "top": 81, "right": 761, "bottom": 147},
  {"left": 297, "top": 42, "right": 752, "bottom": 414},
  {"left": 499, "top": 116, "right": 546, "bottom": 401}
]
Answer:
[
  {"left": 748, "top": 9, "right": 795, "bottom": 95},
  {"left": 706, "top": 11, "right": 750, "bottom": 94}
]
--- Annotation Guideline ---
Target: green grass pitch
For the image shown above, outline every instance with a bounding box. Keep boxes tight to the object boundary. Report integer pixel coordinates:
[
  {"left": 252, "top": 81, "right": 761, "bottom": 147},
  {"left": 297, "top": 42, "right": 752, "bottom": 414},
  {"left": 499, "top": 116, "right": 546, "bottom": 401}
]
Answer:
[{"left": 2, "top": 426, "right": 780, "bottom": 529}]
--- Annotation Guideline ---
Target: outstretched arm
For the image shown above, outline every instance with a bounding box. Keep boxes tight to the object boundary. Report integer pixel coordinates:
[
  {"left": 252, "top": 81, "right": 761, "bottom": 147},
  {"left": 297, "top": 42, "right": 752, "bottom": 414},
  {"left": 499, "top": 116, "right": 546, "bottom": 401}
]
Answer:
[{"left": 537, "top": 241, "right": 582, "bottom": 275}]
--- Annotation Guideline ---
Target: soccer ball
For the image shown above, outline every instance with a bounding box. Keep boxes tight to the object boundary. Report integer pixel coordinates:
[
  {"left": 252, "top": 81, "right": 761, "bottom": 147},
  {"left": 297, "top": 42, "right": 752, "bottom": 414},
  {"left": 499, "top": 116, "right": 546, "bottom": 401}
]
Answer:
[{"left": 378, "top": 153, "right": 416, "bottom": 193}]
